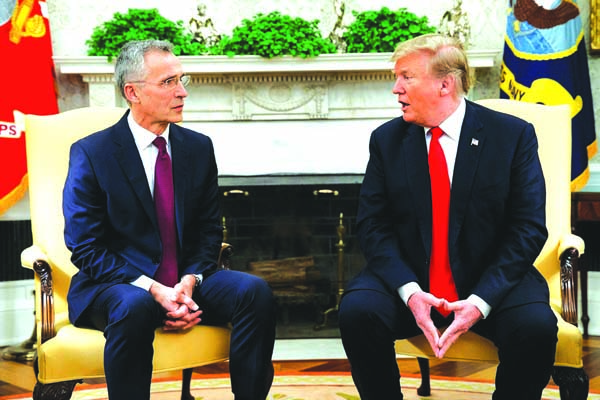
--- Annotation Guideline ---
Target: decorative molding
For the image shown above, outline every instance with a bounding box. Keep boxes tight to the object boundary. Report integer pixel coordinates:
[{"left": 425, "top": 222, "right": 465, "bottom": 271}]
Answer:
[
  {"left": 233, "top": 83, "right": 328, "bottom": 120},
  {"left": 55, "top": 51, "right": 497, "bottom": 75}
]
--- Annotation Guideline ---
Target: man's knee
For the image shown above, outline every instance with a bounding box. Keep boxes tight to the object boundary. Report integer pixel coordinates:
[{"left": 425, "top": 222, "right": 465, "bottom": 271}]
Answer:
[
  {"left": 494, "top": 303, "right": 558, "bottom": 353},
  {"left": 240, "top": 274, "right": 275, "bottom": 311},
  {"left": 519, "top": 304, "right": 557, "bottom": 341},
  {"left": 339, "top": 291, "right": 381, "bottom": 333}
]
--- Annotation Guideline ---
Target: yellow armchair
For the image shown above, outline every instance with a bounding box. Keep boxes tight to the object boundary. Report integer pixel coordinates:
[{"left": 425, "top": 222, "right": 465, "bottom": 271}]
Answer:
[
  {"left": 394, "top": 99, "right": 588, "bottom": 399},
  {"left": 19, "top": 107, "right": 232, "bottom": 400}
]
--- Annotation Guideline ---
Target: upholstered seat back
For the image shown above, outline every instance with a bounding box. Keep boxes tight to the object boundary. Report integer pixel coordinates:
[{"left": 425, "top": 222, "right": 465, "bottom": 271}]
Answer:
[
  {"left": 21, "top": 107, "right": 127, "bottom": 327},
  {"left": 475, "top": 99, "right": 573, "bottom": 308}
]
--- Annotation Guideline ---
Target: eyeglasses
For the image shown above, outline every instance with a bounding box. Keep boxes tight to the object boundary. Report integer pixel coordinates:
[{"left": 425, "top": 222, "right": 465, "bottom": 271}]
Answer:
[{"left": 129, "top": 74, "right": 190, "bottom": 90}]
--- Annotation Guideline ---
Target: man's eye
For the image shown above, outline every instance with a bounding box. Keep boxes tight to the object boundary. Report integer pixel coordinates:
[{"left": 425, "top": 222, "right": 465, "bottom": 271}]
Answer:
[{"left": 163, "top": 78, "right": 176, "bottom": 86}]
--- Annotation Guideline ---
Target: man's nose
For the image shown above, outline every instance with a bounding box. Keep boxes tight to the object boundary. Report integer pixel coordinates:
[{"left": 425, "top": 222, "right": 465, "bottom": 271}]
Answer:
[
  {"left": 176, "top": 84, "right": 188, "bottom": 98},
  {"left": 392, "top": 79, "right": 404, "bottom": 95}
]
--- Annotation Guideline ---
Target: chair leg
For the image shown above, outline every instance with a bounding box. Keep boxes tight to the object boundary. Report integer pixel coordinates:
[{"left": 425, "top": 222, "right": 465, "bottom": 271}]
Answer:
[
  {"left": 181, "top": 367, "right": 195, "bottom": 400},
  {"left": 416, "top": 357, "right": 431, "bottom": 396},
  {"left": 32, "top": 381, "right": 78, "bottom": 400},
  {"left": 32, "top": 354, "right": 79, "bottom": 400},
  {"left": 552, "top": 366, "right": 589, "bottom": 400}
]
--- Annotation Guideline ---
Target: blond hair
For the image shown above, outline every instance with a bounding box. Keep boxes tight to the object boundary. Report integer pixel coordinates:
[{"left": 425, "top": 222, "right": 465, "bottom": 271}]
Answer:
[{"left": 391, "top": 33, "right": 472, "bottom": 95}]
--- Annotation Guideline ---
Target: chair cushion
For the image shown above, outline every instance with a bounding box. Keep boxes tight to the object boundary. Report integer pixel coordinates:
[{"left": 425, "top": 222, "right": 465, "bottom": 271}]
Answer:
[
  {"left": 37, "top": 323, "right": 231, "bottom": 383},
  {"left": 395, "top": 330, "right": 498, "bottom": 363},
  {"left": 394, "top": 310, "right": 583, "bottom": 368}
]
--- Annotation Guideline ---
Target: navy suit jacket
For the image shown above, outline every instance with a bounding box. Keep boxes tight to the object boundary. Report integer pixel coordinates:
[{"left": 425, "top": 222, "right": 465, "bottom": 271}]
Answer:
[
  {"left": 63, "top": 111, "right": 223, "bottom": 325},
  {"left": 347, "top": 100, "right": 550, "bottom": 313}
]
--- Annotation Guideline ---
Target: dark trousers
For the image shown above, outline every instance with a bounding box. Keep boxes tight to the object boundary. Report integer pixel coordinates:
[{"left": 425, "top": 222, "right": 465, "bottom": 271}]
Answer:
[
  {"left": 338, "top": 288, "right": 558, "bottom": 400},
  {"left": 80, "top": 269, "right": 276, "bottom": 400}
]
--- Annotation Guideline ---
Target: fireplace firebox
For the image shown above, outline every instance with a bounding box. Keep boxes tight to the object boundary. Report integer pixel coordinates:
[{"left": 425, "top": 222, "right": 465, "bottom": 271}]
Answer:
[{"left": 219, "top": 183, "right": 365, "bottom": 338}]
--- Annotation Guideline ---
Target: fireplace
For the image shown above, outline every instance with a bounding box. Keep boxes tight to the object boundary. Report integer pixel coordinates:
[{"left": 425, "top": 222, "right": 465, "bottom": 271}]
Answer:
[{"left": 220, "top": 183, "right": 364, "bottom": 338}]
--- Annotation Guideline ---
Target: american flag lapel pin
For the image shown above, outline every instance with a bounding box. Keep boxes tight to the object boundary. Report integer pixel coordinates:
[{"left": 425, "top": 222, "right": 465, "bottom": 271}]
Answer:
[{"left": 471, "top": 138, "right": 479, "bottom": 146}]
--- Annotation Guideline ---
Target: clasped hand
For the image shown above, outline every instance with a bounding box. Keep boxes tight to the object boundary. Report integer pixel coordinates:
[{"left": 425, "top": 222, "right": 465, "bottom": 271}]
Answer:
[
  {"left": 149, "top": 275, "right": 202, "bottom": 331},
  {"left": 407, "top": 291, "right": 482, "bottom": 358}
]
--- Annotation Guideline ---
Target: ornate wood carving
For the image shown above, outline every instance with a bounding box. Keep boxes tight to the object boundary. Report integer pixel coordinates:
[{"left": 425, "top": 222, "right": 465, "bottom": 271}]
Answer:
[
  {"left": 559, "top": 247, "right": 580, "bottom": 325},
  {"left": 32, "top": 260, "right": 55, "bottom": 343},
  {"left": 552, "top": 366, "right": 590, "bottom": 400},
  {"left": 33, "top": 380, "right": 78, "bottom": 400}
]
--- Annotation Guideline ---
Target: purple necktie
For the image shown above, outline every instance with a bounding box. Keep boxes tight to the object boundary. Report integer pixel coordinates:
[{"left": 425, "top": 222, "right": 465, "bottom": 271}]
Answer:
[{"left": 152, "top": 136, "right": 178, "bottom": 287}]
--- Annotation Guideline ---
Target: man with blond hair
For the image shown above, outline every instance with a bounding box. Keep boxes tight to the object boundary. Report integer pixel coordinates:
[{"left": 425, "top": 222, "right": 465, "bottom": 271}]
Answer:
[{"left": 339, "top": 34, "right": 557, "bottom": 399}]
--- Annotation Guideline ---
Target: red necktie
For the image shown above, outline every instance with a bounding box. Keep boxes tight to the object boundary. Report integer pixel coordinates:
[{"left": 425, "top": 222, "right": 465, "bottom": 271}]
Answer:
[
  {"left": 153, "top": 136, "right": 178, "bottom": 287},
  {"left": 428, "top": 127, "right": 458, "bottom": 316}
]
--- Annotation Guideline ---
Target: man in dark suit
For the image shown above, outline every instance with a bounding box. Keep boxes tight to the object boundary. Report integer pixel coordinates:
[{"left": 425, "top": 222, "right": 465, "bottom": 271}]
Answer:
[
  {"left": 63, "top": 40, "right": 276, "bottom": 400},
  {"left": 338, "top": 34, "right": 557, "bottom": 399}
]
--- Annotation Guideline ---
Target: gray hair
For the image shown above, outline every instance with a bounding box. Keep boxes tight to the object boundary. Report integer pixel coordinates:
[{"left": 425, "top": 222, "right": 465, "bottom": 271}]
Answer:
[
  {"left": 114, "top": 40, "right": 174, "bottom": 101},
  {"left": 391, "top": 33, "right": 472, "bottom": 95}
]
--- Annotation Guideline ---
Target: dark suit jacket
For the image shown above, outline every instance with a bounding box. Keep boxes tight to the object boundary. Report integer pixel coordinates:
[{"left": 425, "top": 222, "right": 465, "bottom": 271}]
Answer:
[
  {"left": 347, "top": 100, "right": 550, "bottom": 313},
  {"left": 63, "top": 111, "right": 223, "bottom": 325}
]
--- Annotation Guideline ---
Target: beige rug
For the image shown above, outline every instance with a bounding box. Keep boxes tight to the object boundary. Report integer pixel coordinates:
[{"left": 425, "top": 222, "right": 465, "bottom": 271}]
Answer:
[{"left": 6, "top": 374, "right": 597, "bottom": 400}]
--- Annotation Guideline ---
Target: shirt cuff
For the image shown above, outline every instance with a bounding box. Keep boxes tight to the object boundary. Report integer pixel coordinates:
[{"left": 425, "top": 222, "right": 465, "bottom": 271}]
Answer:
[
  {"left": 397, "top": 282, "right": 422, "bottom": 305},
  {"left": 467, "top": 294, "right": 491, "bottom": 319},
  {"left": 131, "top": 275, "right": 154, "bottom": 291}
]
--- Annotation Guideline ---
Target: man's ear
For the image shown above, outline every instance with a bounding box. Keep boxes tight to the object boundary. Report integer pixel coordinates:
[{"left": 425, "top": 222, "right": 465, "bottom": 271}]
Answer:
[
  {"left": 124, "top": 84, "right": 140, "bottom": 103},
  {"left": 439, "top": 75, "right": 455, "bottom": 96}
]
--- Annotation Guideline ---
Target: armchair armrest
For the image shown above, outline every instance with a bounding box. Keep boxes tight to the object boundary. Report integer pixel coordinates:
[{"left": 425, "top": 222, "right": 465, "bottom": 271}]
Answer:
[
  {"left": 21, "top": 245, "right": 49, "bottom": 270},
  {"left": 21, "top": 245, "right": 56, "bottom": 344},
  {"left": 558, "top": 233, "right": 585, "bottom": 259},
  {"left": 558, "top": 233, "right": 585, "bottom": 326}
]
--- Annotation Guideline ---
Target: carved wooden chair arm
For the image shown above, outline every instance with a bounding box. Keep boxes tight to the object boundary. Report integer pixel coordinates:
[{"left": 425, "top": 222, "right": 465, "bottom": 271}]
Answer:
[
  {"left": 219, "top": 242, "right": 234, "bottom": 269},
  {"left": 21, "top": 246, "right": 56, "bottom": 344},
  {"left": 557, "top": 233, "right": 585, "bottom": 325},
  {"left": 559, "top": 247, "right": 580, "bottom": 326},
  {"left": 32, "top": 259, "right": 56, "bottom": 344}
]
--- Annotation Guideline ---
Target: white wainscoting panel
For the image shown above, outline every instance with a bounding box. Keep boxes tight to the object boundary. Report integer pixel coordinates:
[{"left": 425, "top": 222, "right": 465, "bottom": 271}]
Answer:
[{"left": 0, "top": 280, "right": 35, "bottom": 346}]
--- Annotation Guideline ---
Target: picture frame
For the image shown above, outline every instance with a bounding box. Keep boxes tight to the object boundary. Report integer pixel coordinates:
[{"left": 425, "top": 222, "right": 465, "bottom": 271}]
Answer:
[{"left": 592, "top": 0, "right": 600, "bottom": 52}]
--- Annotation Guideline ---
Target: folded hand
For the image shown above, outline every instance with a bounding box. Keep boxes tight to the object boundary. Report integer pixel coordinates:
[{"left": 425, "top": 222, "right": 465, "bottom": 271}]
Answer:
[{"left": 149, "top": 280, "right": 202, "bottom": 331}]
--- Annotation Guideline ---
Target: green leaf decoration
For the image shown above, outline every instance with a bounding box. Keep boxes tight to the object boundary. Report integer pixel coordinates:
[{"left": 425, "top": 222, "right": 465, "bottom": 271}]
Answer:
[{"left": 343, "top": 7, "right": 436, "bottom": 53}]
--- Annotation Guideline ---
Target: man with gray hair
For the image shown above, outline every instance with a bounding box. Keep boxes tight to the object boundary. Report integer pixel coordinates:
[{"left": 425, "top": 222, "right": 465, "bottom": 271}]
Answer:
[{"left": 63, "top": 40, "right": 276, "bottom": 400}]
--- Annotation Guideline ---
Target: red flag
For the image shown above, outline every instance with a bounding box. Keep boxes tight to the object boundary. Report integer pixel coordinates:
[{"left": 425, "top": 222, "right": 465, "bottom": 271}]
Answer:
[{"left": 0, "top": 0, "right": 58, "bottom": 215}]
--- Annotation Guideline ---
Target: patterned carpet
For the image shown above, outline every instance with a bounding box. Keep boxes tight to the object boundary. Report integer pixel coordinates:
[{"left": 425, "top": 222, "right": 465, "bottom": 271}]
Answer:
[{"left": 4, "top": 374, "right": 597, "bottom": 400}]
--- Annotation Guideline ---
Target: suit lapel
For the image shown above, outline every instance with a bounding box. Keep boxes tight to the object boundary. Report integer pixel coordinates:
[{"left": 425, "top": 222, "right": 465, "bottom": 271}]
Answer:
[
  {"left": 111, "top": 114, "right": 158, "bottom": 229},
  {"left": 449, "top": 101, "right": 485, "bottom": 249},
  {"left": 403, "top": 124, "right": 433, "bottom": 253},
  {"left": 170, "top": 125, "right": 190, "bottom": 247}
]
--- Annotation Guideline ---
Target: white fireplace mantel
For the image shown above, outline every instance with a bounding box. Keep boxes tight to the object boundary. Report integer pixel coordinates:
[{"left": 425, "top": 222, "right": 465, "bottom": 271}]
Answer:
[
  {"left": 54, "top": 51, "right": 498, "bottom": 110},
  {"left": 54, "top": 51, "right": 499, "bottom": 185}
]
